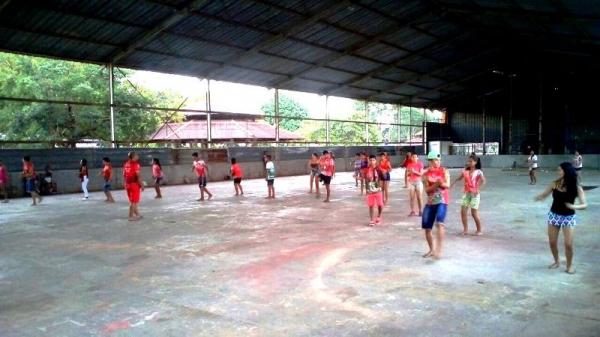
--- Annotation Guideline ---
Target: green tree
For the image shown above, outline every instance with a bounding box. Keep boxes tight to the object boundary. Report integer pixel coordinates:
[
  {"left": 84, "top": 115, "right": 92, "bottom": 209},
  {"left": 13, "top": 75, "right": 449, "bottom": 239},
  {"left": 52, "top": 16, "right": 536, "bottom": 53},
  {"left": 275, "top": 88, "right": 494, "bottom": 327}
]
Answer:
[
  {"left": 307, "top": 110, "right": 381, "bottom": 144},
  {"left": 0, "top": 52, "right": 183, "bottom": 147},
  {"left": 262, "top": 94, "right": 308, "bottom": 132}
]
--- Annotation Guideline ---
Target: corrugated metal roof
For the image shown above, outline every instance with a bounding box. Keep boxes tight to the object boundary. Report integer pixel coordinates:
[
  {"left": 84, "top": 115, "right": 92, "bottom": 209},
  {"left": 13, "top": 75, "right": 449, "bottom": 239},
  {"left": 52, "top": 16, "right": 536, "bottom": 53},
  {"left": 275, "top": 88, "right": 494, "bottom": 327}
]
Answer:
[{"left": 0, "top": 0, "right": 598, "bottom": 109}]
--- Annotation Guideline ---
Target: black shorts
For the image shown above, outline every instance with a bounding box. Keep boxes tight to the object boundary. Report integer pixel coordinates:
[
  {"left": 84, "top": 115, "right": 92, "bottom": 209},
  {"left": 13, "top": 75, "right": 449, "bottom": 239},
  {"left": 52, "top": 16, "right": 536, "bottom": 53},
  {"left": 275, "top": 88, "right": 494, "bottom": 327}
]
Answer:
[
  {"left": 154, "top": 177, "right": 162, "bottom": 185},
  {"left": 575, "top": 167, "right": 582, "bottom": 172},
  {"left": 233, "top": 178, "right": 242, "bottom": 184},
  {"left": 197, "top": 176, "right": 207, "bottom": 187},
  {"left": 319, "top": 174, "right": 332, "bottom": 185},
  {"left": 266, "top": 179, "right": 274, "bottom": 186}
]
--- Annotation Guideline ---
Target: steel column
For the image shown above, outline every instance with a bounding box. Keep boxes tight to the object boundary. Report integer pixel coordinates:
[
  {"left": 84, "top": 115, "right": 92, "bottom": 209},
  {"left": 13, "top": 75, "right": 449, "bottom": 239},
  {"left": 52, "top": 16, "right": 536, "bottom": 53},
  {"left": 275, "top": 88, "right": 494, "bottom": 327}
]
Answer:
[
  {"left": 108, "top": 63, "right": 116, "bottom": 148},
  {"left": 275, "top": 89, "right": 280, "bottom": 143},
  {"left": 206, "top": 79, "right": 212, "bottom": 146}
]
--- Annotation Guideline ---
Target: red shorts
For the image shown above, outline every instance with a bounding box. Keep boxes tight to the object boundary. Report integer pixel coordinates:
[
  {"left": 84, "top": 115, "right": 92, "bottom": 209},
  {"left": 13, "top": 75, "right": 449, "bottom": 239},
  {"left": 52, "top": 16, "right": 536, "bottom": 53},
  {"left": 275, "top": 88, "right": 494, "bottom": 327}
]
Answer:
[
  {"left": 126, "top": 183, "right": 141, "bottom": 203},
  {"left": 366, "top": 192, "right": 384, "bottom": 207}
]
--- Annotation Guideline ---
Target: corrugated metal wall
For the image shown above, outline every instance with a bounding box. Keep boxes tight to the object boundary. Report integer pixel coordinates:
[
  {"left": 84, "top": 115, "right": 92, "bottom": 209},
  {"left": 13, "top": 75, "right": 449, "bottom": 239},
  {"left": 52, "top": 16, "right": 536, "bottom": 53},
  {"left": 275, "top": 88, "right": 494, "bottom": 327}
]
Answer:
[{"left": 450, "top": 112, "right": 502, "bottom": 143}]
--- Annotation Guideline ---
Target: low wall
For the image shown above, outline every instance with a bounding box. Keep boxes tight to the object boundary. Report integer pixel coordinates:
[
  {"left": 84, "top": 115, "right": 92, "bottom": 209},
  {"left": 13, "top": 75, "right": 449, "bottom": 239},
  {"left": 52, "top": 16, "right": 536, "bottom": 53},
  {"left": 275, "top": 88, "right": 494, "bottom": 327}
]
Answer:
[{"left": 2, "top": 147, "right": 597, "bottom": 197}]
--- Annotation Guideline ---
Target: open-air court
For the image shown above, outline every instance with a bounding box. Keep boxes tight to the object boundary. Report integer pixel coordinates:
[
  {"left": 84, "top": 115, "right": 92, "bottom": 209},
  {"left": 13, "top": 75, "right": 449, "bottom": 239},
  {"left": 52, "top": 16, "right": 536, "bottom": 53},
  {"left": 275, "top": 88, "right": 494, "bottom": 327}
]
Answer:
[{"left": 1, "top": 169, "right": 598, "bottom": 337}]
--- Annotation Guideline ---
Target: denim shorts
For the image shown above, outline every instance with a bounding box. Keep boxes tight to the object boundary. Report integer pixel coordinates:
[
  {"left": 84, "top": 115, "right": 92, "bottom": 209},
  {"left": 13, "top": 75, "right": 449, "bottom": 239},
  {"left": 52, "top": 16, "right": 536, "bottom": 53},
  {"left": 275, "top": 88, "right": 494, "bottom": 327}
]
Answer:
[
  {"left": 103, "top": 182, "right": 111, "bottom": 192},
  {"left": 422, "top": 203, "right": 447, "bottom": 229}
]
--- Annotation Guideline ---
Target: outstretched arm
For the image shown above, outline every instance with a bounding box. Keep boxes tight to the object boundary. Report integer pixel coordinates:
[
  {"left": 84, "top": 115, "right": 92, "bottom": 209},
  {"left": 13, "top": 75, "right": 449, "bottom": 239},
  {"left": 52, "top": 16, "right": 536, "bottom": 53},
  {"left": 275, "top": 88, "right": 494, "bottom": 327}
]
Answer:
[
  {"left": 534, "top": 183, "right": 554, "bottom": 201},
  {"left": 450, "top": 174, "right": 463, "bottom": 189}
]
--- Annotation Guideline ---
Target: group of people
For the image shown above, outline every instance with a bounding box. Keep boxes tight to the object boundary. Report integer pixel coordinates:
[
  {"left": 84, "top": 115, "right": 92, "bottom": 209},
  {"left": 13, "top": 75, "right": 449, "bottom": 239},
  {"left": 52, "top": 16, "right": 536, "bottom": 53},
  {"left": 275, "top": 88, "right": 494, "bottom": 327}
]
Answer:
[
  {"left": 1, "top": 148, "right": 589, "bottom": 272},
  {"left": 345, "top": 150, "right": 587, "bottom": 271}
]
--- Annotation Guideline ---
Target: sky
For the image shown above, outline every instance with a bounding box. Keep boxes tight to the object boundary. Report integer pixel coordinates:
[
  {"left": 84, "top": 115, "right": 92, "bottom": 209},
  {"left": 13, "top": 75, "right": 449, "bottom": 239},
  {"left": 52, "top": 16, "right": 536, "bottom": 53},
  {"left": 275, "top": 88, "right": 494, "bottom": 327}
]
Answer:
[{"left": 129, "top": 70, "right": 356, "bottom": 119}]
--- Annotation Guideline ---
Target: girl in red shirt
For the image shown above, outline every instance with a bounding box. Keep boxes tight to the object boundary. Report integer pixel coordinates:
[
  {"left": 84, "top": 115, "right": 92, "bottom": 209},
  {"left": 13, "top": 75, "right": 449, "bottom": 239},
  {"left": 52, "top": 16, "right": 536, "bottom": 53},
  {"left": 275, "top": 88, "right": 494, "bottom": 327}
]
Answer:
[
  {"left": 152, "top": 158, "right": 163, "bottom": 199},
  {"left": 123, "top": 152, "right": 143, "bottom": 221}
]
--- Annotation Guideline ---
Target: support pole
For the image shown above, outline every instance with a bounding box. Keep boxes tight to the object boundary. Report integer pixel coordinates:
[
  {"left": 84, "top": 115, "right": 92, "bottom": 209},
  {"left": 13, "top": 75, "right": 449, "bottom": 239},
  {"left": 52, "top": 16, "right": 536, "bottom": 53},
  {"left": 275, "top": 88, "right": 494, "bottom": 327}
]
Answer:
[
  {"left": 409, "top": 102, "right": 413, "bottom": 148},
  {"left": 396, "top": 105, "right": 401, "bottom": 144},
  {"left": 422, "top": 107, "right": 426, "bottom": 154},
  {"left": 275, "top": 89, "right": 280, "bottom": 143},
  {"left": 206, "top": 79, "right": 212, "bottom": 147},
  {"left": 538, "top": 74, "right": 543, "bottom": 154},
  {"left": 108, "top": 63, "right": 116, "bottom": 148},
  {"left": 365, "top": 101, "right": 369, "bottom": 144},
  {"left": 508, "top": 75, "right": 514, "bottom": 154},
  {"left": 325, "top": 95, "right": 330, "bottom": 145},
  {"left": 482, "top": 97, "right": 486, "bottom": 155}
]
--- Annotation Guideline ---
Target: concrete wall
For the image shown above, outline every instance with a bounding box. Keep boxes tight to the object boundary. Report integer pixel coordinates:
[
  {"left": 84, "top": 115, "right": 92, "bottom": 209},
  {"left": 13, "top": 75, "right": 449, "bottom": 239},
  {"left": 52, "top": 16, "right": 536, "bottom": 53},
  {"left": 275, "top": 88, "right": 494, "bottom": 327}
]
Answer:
[{"left": 3, "top": 147, "right": 597, "bottom": 197}]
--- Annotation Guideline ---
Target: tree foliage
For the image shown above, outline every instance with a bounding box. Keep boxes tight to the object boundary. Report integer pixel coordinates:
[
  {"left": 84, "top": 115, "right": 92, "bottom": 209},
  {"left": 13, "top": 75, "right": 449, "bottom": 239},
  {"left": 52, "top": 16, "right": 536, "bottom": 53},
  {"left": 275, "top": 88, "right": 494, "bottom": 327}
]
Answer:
[
  {"left": 0, "top": 53, "right": 183, "bottom": 147},
  {"left": 262, "top": 94, "right": 309, "bottom": 132}
]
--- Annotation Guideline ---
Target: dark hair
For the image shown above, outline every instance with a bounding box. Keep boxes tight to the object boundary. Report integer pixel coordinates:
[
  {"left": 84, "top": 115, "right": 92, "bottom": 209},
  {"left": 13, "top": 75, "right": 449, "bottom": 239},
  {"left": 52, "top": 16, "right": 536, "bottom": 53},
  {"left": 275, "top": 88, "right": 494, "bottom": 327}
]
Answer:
[
  {"left": 102, "top": 157, "right": 110, "bottom": 163},
  {"left": 153, "top": 158, "right": 161, "bottom": 169},
  {"left": 192, "top": 152, "right": 198, "bottom": 157},
  {"left": 355, "top": 152, "right": 361, "bottom": 156},
  {"left": 467, "top": 155, "right": 482, "bottom": 170},
  {"left": 266, "top": 155, "right": 272, "bottom": 160},
  {"left": 80, "top": 158, "right": 87, "bottom": 167},
  {"left": 312, "top": 153, "right": 319, "bottom": 158},
  {"left": 23, "top": 155, "right": 31, "bottom": 162},
  {"left": 128, "top": 151, "right": 135, "bottom": 159},
  {"left": 231, "top": 157, "right": 237, "bottom": 164},
  {"left": 558, "top": 162, "right": 578, "bottom": 200},
  {"left": 369, "top": 154, "right": 376, "bottom": 159},
  {"left": 322, "top": 150, "right": 329, "bottom": 155}
]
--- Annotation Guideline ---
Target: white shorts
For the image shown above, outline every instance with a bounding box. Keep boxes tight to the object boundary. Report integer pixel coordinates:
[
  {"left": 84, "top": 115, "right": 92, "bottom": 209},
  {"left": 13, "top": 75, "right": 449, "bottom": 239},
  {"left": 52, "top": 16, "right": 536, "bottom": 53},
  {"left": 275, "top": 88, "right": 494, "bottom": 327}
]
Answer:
[{"left": 408, "top": 180, "right": 423, "bottom": 191}]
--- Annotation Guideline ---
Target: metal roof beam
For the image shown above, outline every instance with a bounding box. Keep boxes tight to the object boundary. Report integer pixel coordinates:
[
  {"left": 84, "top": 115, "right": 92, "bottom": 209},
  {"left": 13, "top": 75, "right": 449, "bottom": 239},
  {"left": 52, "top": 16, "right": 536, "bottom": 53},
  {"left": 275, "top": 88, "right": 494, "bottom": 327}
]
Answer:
[
  {"left": 0, "top": 0, "right": 12, "bottom": 13},
  {"left": 435, "top": 0, "right": 600, "bottom": 21},
  {"left": 204, "top": 0, "right": 353, "bottom": 78},
  {"left": 400, "top": 68, "right": 492, "bottom": 104},
  {"left": 110, "top": 0, "right": 209, "bottom": 63},
  {"left": 370, "top": 47, "right": 500, "bottom": 101},
  {"left": 252, "top": 0, "right": 443, "bottom": 59},
  {"left": 323, "top": 32, "right": 470, "bottom": 95},
  {"left": 272, "top": 9, "right": 434, "bottom": 88},
  {"left": 145, "top": 0, "right": 444, "bottom": 82}
]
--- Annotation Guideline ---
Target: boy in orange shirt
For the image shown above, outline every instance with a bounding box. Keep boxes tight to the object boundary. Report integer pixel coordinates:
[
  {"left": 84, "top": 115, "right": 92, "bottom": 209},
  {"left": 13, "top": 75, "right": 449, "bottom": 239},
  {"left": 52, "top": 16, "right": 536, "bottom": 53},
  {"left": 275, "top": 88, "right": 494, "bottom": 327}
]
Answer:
[
  {"left": 230, "top": 157, "right": 244, "bottom": 196},
  {"left": 99, "top": 157, "right": 115, "bottom": 203},
  {"left": 378, "top": 152, "right": 392, "bottom": 204},
  {"left": 22, "top": 156, "right": 41, "bottom": 206},
  {"left": 365, "top": 155, "right": 384, "bottom": 226}
]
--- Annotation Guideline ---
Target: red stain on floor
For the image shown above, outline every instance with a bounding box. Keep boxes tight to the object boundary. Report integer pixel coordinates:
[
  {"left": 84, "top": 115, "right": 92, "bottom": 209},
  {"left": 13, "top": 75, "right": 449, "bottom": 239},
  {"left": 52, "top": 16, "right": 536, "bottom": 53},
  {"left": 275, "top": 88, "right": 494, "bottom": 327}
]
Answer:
[
  {"left": 102, "top": 320, "right": 131, "bottom": 334},
  {"left": 236, "top": 243, "right": 338, "bottom": 293}
]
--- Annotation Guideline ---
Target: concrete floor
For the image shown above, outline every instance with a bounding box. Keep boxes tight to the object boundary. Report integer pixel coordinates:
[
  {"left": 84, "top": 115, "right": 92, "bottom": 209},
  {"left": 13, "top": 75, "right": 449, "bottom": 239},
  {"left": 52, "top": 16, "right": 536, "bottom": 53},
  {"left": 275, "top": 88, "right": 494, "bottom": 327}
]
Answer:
[{"left": 1, "top": 168, "right": 599, "bottom": 337}]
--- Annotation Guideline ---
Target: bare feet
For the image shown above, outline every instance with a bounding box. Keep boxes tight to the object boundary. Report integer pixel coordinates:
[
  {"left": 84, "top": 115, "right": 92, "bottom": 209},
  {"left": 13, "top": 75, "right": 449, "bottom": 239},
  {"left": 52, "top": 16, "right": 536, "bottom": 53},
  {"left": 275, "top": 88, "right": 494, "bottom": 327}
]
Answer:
[
  {"left": 409, "top": 211, "right": 416, "bottom": 217},
  {"left": 548, "top": 262, "right": 560, "bottom": 269},
  {"left": 208, "top": 195, "right": 213, "bottom": 200},
  {"left": 566, "top": 267, "right": 576, "bottom": 274},
  {"left": 422, "top": 251, "right": 433, "bottom": 258},
  {"left": 474, "top": 231, "right": 483, "bottom": 236},
  {"left": 460, "top": 231, "right": 468, "bottom": 236},
  {"left": 323, "top": 199, "right": 330, "bottom": 203}
]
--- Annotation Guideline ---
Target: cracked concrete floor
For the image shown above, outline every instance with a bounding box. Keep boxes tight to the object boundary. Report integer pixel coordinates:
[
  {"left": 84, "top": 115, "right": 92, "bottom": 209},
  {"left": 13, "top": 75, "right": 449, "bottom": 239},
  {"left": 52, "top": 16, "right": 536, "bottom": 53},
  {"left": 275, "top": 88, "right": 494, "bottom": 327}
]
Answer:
[{"left": 0, "top": 168, "right": 599, "bottom": 337}]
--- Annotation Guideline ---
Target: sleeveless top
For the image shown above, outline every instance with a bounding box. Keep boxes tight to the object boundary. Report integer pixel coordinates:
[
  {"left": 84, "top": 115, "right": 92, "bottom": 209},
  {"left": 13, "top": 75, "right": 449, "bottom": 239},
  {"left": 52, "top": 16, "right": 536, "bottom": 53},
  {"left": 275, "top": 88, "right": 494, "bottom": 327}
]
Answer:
[
  {"left": 462, "top": 169, "right": 483, "bottom": 193},
  {"left": 551, "top": 187, "right": 576, "bottom": 216}
]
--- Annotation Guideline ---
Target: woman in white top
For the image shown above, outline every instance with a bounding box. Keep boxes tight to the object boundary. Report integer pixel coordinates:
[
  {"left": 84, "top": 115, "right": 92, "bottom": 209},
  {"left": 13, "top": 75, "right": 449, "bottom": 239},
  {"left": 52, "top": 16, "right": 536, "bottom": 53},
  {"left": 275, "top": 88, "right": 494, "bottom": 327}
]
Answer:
[
  {"left": 527, "top": 150, "right": 538, "bottom": 185},
  {"left": 572, "top": 151, "right": 583, "bottom": 171}
]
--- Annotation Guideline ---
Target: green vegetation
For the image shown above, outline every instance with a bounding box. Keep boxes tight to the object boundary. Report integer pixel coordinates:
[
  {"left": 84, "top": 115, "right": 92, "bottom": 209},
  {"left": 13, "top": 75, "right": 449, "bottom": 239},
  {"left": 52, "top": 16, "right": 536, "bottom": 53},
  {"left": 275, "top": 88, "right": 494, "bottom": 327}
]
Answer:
[
  {"left": 262, "top": 94, "right": 309, "bottom": 132},
  {"left": 0, "top": 52, "right": 183, "bottom": 147}
]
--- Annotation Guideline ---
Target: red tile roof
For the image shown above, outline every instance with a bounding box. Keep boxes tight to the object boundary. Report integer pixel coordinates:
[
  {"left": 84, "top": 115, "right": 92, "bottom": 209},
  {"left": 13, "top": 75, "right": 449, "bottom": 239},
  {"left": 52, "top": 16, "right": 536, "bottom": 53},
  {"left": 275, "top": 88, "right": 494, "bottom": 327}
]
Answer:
[{"left": 151, "top": 120, "right": 302, "bottom": 141}]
